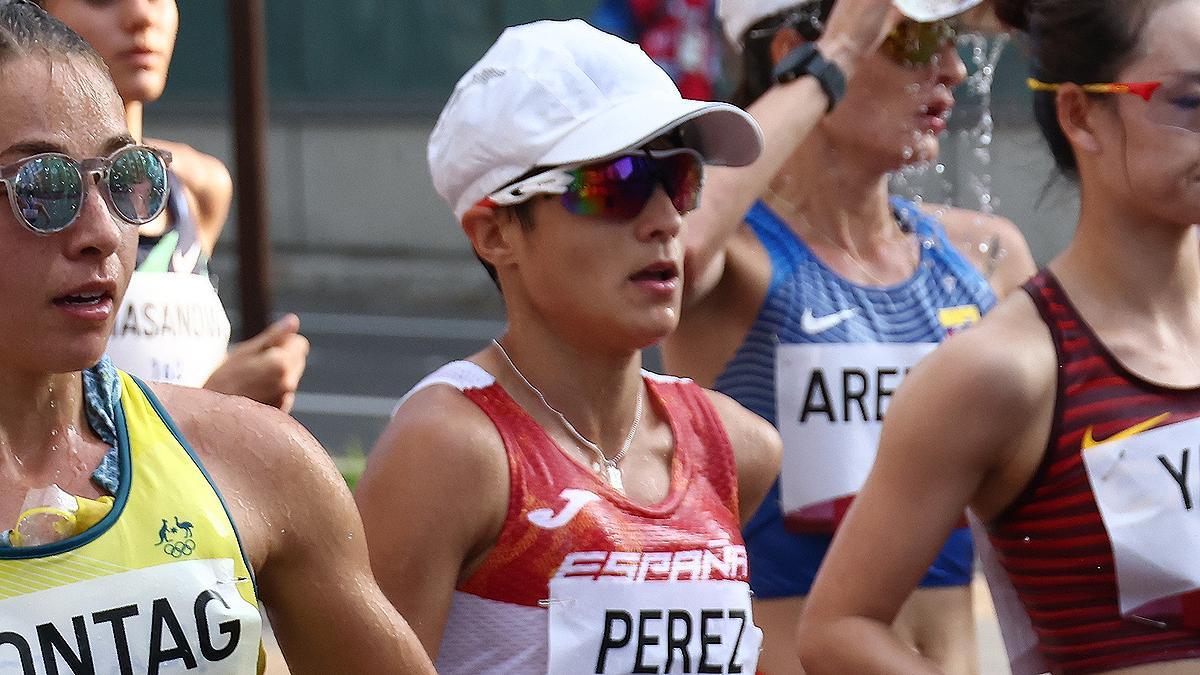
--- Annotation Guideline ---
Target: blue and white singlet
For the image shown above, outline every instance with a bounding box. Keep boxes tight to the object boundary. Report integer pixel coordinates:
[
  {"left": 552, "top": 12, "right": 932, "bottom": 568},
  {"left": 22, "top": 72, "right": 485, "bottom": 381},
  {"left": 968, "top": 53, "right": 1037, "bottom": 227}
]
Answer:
[{"left": 715, "top": 197, "right": 996, "bottom": 598}]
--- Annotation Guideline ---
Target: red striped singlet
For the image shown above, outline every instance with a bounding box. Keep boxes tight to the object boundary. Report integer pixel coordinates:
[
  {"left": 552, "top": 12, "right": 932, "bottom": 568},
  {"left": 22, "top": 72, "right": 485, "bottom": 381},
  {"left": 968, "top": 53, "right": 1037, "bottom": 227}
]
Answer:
[
  {"left": 988, "top": 271, "right": 1200, "bottom": 673},
  {"left": 414, "top": 362, "right": 757, "bottom": 674}
]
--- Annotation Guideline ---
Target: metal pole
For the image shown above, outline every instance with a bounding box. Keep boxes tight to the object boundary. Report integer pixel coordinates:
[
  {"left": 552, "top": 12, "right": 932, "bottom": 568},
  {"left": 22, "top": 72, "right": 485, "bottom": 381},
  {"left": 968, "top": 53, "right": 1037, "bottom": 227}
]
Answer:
[{"left": 228, "top": 0, "right": 272, "bottom": 339}]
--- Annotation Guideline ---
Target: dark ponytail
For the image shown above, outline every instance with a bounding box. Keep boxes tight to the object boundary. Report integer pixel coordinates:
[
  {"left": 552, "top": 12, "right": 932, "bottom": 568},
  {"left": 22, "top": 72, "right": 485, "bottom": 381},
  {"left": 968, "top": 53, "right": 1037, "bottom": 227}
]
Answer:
[
  {"left": 994, "top": 0, "right": 1167, "bottom": 177},
  {"left": 0, "top": 0, "right": 106, "bottom": 69}
]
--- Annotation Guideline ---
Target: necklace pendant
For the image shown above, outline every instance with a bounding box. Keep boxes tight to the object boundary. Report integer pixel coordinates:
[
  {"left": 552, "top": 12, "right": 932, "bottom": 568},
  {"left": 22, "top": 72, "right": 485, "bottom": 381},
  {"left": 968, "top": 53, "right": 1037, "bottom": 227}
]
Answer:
[{"left": 604, "top": 462, "right": 625, "bottom": 493}]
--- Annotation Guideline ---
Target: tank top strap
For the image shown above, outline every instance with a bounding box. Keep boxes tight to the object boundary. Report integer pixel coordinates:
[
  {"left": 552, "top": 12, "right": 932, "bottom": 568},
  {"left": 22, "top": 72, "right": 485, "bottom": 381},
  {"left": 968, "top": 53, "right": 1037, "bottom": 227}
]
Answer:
[
  {"left": 743, "top": 200, "right": 811, "bottom": 295},
  {"left": 643, "top": 372, "right": 739, "bottom": 518},
  {"left": 1022, "top": 268, "right": 1088, "bottom": 356},
  {"left": 137, "top": 171, "right": 208, "bottom": 274},
  {"left": 890, "top": 196, "right": 992, "bottom": 296}
]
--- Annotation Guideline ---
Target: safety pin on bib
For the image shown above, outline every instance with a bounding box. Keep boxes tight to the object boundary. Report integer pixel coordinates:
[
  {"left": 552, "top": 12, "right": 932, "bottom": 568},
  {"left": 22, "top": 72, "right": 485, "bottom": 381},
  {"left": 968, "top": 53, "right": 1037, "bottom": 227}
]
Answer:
[{"left": 538, "top": 597, "right": 578, "bottom": 608}]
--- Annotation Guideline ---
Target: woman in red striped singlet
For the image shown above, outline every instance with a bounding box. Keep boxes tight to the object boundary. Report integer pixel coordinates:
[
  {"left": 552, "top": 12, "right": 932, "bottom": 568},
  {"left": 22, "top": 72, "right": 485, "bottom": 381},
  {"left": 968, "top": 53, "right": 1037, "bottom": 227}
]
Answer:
[
  {"left": 354, "top": 19, "right": 789, "bottom": 674},
  {"left": 797, "top": 0, "right": 1200, "bottom": 673}
]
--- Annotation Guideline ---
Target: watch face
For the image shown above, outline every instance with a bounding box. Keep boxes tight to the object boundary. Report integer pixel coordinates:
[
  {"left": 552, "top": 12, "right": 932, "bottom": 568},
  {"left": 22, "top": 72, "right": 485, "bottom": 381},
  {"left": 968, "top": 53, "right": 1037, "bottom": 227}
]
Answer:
[{"left": 894, "top": 0, "right": 983, "bottom": 22}]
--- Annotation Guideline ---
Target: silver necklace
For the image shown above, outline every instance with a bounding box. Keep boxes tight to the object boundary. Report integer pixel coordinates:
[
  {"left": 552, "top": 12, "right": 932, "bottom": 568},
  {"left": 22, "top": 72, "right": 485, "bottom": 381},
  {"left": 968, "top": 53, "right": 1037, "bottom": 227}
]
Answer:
[
  {"left": 766, "top": 188, "right": 918, "bottom": 287},
  {"left": 492, "top": 339, "right": 642, "bottom": 493}
]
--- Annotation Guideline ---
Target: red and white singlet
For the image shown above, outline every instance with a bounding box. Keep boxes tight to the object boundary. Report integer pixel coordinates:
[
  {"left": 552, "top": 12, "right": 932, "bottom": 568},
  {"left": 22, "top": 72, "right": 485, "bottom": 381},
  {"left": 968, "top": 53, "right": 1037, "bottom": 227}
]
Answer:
[{"left": 405, "top": 361, "right": 761, "bottom": 674}]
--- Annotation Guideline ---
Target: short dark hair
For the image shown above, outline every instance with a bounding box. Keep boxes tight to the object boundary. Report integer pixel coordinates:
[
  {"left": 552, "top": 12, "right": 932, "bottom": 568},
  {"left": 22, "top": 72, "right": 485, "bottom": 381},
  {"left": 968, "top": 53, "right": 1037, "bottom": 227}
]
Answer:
[
  {"left": 0, "top": 0, "right": 107, "bottom": 70},
  {"left": 994, "top": 0, "right": 1171, "bottom": 177}
]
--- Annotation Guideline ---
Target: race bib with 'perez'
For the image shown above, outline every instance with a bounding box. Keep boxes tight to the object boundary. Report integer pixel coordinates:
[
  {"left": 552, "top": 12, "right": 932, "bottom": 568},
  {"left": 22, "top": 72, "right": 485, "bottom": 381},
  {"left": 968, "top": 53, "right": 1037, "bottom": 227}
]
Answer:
[
  {"left": 775, "top": 342, "right": 936, "bottom": 519},
  {"left": 107, "top": 272, "right": 231, "bottom": 387},
  {"left": 547, "top": 546, "right": 760, "bottom": 674},
  {"left": 1082, "top": 415, "right": 1200, "bottom": 624},
  {"left": 0, "top": 558, "right": 260, "bottom": 674}
]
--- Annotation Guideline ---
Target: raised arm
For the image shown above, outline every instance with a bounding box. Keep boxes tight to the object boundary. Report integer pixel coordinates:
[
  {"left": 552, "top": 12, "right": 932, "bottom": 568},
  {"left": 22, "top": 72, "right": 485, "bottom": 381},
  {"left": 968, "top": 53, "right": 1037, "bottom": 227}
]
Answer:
[
  {"left": 354, "top": 386, "right": 509, "bottom": 657},
  {"left": 796, "top": 298, "right": 1055, "bottom": 673},
  {"left": 683, "top": 0, "right": 901, "bottom": 304}
]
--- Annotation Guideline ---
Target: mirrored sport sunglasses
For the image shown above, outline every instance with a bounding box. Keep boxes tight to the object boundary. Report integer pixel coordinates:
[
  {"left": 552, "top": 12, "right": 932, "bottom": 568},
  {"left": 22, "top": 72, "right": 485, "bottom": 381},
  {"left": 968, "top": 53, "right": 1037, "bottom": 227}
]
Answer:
[
  {"left": 882, "top": 19, "right": 959, "bottom": 67},
  {"left": 482, "top": 148, "right": 705, "bottom": 220},
  {"left": 0, "top": 145, "right": 171, "bottom": 234},
  {"left": 1029, "top": 75, "right": 1200, "bottom": 134}
]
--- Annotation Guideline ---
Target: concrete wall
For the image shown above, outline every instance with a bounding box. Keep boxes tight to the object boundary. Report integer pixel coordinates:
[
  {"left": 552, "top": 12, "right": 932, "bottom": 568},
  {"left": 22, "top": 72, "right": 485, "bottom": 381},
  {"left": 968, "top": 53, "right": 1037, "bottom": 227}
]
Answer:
[{"left": 146, "top": 110, "right": 1080, "bottom": 318}]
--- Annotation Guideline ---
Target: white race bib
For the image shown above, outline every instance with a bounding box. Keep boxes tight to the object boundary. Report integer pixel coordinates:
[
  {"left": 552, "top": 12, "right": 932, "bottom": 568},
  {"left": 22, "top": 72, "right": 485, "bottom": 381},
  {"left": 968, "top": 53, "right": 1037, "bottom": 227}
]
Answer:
[
  {"left": 548, "top": 578, "right": 760, "bottom": 674},
  {"left": 1082, "top": 415, "right": 1200, "bottom": 617},
  {"left": 107, "top": 272, "right": 231, "bottom": 387},
  {"left": 775, "top": 342, "right": 936, "bottom": 513},
  {"left": 0, "top": 558, "right": 261, "bottom": 674}
]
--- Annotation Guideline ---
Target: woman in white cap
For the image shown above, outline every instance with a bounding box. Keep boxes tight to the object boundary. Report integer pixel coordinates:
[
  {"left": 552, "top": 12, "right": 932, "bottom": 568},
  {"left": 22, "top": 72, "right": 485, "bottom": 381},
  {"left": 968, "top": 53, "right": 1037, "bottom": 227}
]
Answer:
[
  {"left": 662, "top": 0, "right": 1036, "bottom": 671},
  {"left": 355, "top": 13, "right": 879, "bottom": 672},
  {"left": 41, "top": 0, "right": 309, "bottom": 412},
  {"left": 799, "top": 0, "right": 1200, "bottom": 671}
]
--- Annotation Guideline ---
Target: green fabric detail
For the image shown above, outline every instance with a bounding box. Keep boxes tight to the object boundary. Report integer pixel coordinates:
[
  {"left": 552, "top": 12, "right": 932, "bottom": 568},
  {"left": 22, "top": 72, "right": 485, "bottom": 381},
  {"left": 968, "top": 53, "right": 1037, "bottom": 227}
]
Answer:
[{"left": 138, "top": 230, "right": 179, "bottom": 272}]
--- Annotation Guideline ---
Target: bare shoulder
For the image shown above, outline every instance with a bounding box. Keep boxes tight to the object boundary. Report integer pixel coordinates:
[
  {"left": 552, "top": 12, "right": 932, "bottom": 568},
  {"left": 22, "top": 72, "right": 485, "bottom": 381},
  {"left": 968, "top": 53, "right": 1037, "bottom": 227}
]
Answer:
[
  {"left": 148, "top": 382, "right": 319, "bottom": 478},
  {"left": 145, "top": 383, "right": 342, "bottom": 567},
  {"left": 882, "top": 290, "right": 1058, "bottom": 516},
  {"left": 361, "top": 383, "right": 508, "bottom": 496},
  {"left": 700, "top": 387, "right": 782, "bottom": 523},
  {"left": 356, "top": 382, "right": 510, "bottom": 559},
  {"left": 913, "top": 291, "right": 1053, "bottom": 412},
  {"left": 921, "top": 203, "right": 1037, "bottom": 299}
]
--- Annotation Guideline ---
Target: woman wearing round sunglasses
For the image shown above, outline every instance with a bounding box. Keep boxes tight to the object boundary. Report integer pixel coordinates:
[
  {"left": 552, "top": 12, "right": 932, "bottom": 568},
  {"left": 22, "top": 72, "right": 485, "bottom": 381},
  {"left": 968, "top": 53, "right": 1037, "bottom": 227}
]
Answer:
[
  {"left": 661, "top": 0, "right": 1038, "bottom": 671},
  {"left": 0, "top": 3, "right": 434, "bottom": 672},
  {"left": 353, "top": 18, "right": 795, "bottom": 673},
  {"left": 797, "top": 0, "right": 1200, "bottom": 672},
  {"left": 40, "top": 0, "right": 309, "bottom": 412}
]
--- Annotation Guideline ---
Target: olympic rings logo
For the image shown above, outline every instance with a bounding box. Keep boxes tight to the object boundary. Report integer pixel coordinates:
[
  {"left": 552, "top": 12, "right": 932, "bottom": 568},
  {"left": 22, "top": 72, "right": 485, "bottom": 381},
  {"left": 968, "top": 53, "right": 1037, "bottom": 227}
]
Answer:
[{"left": 162, "top": 539, "right": 196, "bottom": 558}]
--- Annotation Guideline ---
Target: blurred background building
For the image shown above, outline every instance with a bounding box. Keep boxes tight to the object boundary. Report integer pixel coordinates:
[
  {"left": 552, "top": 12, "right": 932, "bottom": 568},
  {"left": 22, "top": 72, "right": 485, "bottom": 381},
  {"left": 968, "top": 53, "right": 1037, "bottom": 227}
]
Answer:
[{"left": 150, "top": 1, "right": 1079, "bottom": 463}]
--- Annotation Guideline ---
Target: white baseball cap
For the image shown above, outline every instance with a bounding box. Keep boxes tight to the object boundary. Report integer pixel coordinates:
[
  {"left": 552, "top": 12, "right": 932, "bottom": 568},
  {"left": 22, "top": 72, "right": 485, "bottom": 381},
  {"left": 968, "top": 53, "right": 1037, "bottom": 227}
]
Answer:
[
  {"left": 718, "top": 0, "right": 985, "bottom": 48},
  {"left": 428, "top": 19, "right": 764, "bottom": 221}
]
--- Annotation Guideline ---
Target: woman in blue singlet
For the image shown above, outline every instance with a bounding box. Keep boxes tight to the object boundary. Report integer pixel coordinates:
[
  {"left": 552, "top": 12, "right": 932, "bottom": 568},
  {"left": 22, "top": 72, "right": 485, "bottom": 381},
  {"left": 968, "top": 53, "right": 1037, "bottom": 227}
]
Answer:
[
  {"left": 662, "top": 0, "right": 1037, "bottom": 671},
  {"left": 42, "top": 0, "right": 309, "bottom": 411}
]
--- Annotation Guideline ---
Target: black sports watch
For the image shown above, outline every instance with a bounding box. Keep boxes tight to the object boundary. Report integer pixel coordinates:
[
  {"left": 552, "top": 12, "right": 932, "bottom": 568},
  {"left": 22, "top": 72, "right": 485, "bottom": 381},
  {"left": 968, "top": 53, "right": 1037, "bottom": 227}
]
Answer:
[{"left": 773, "top": 43, "right": 846, "bottom": 113}]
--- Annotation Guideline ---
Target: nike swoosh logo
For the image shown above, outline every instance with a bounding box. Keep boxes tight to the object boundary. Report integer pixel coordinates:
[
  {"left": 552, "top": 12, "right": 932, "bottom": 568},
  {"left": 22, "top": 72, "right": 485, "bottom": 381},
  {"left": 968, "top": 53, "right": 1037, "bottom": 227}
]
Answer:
[
  {"left": 527, "top": 488, "right": 601, "bottom": 529},
  {"left": 1082, "top": 412, "right": 1172, "bottom": 450},
  {"left": 801, "top": 308, "right": 859, "bottom": 335}
]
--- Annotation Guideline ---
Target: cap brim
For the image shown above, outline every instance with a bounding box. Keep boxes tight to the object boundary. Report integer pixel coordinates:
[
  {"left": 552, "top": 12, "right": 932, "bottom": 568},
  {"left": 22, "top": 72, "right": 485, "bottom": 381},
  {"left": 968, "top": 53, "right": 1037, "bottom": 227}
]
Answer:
[
  {"left": 537, "top": 94, "right": 763, "bottom": 169},
  {"left": 894, "top": 0, "right": 984, "bottom": 21}
]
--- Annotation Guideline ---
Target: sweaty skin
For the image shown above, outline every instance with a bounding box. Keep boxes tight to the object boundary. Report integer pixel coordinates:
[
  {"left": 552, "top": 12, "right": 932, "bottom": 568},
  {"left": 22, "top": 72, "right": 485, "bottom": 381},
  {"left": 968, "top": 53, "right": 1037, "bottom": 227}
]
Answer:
[{"left": 0, "top": 52, "right": 433, "bottom": 675}]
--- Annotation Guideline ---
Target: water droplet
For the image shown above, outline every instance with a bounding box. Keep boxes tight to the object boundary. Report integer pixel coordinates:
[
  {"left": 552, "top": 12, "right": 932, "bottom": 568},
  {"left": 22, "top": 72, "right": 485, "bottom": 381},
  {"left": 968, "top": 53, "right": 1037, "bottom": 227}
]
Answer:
[{"left": 934, "top": 163, "right": 946, "bottom": 175}]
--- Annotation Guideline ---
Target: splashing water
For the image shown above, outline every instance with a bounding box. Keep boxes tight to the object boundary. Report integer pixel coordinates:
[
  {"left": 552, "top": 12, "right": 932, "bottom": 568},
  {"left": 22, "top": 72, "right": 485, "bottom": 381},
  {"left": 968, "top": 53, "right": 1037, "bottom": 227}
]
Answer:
[
  {"left": 958, "top": 32, "right": 1009, "bottom": 216},
  {"left": 890, "top": 32, "right": 1012, "bottom": 278}
]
